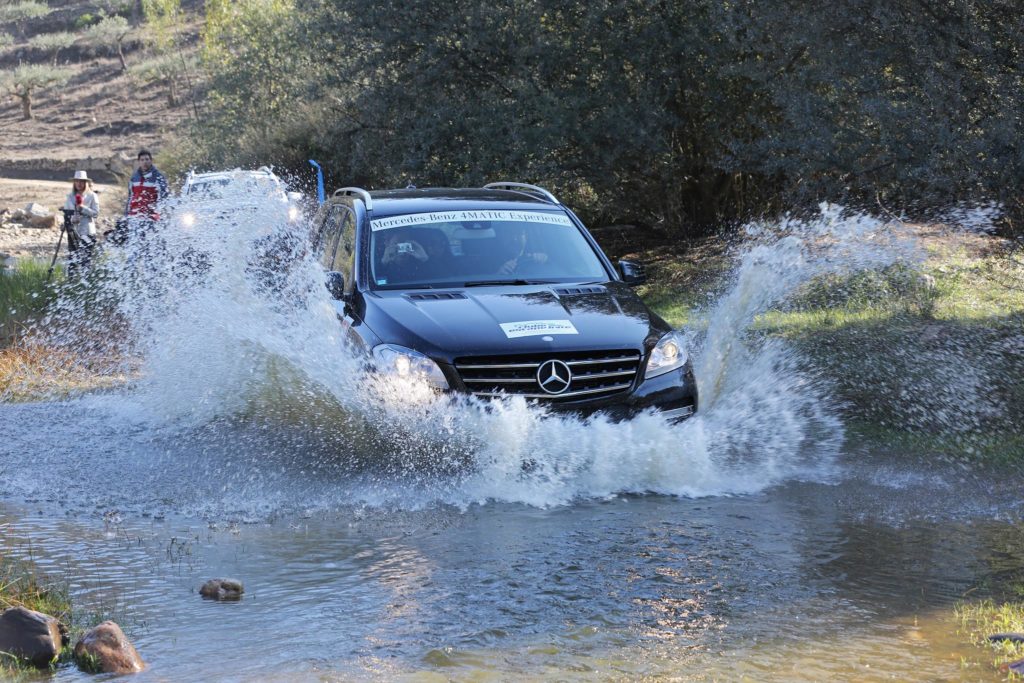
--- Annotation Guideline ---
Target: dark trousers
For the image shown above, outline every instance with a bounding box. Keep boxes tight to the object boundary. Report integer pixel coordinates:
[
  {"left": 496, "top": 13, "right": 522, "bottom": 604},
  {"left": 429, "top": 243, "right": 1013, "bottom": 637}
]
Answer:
[{"left": 66, "top": 230, "right": 95, "bottom": 277}]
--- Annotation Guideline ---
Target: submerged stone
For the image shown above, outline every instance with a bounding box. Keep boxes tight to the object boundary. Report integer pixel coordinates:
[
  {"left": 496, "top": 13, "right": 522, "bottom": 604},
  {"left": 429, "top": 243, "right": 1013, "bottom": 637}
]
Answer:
[
  {"left": 74, "top": 621, "right": 145, "bottom": 674},
  {"left": 0, "top": 606, "right": 63, "bottom": 668},
  {"left": 199, "top": 578, "right": 244, "bottom": 601}
]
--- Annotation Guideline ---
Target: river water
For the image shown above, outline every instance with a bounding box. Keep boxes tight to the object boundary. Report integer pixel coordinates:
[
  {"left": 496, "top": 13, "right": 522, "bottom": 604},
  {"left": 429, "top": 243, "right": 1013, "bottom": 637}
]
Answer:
[{"left": 1, "top": 189, "right": 1021, "bottom": 680}]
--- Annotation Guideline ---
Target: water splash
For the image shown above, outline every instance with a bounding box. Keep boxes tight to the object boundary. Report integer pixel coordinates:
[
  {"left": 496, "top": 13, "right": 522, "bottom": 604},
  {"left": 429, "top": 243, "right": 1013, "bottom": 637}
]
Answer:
[{"left": 6, "top": 191, "right": 933, "bottom": 512}]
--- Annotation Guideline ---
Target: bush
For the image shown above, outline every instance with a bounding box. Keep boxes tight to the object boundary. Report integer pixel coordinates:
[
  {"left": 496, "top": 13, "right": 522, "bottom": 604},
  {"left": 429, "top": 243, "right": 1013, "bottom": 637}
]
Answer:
[{"left": 74, "top": 13, "right": 102, "bottom": 30}]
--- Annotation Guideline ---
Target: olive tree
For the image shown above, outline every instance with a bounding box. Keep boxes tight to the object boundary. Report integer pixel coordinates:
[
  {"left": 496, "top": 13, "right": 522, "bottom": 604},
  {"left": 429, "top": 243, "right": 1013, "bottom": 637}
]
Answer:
[
  {"left": 28, "top": 31, "right": 77, "bottom": 65},
  {"left": 0, "top": 64, "right": 70, "bottom": 119},
  {"left": 84, "top": 15, "right": 132, "bottom": 71}
]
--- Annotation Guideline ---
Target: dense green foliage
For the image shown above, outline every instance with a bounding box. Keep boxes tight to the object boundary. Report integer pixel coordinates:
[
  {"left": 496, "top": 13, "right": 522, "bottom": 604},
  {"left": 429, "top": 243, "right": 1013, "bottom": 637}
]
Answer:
[{"left": 142, "top": 1, "right": 1024, "bottom": 232}]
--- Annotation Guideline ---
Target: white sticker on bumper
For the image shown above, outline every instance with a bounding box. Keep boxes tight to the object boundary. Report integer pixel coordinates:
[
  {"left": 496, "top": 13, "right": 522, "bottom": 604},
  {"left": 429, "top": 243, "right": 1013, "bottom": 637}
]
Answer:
[{"left": 500, "top": 320, "right": 579, "bottom": 339}]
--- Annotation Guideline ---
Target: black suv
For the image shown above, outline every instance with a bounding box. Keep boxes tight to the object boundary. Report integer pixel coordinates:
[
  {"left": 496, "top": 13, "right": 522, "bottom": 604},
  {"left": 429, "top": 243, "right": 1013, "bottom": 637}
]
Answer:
[{"left": 311, "top": 182, "right": 697, "bottom": 420}]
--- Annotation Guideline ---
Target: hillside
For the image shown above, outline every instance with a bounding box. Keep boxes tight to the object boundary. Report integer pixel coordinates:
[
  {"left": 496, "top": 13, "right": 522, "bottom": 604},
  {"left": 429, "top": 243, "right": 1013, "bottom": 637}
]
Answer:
[{"left": 1, "top": 0, "right": 201, "bottom": 197}]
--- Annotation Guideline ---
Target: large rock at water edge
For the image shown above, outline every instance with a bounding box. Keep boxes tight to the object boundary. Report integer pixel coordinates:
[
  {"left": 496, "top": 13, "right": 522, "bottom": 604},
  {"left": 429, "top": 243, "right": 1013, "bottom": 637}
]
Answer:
[
  {"left": 73, "top": 621, "right": 144, "bottom": 674},
  {"left": 22, "top": 203, "right": 57, "bottom": 229},
  {"left": 0, "top": 606, "right": 63, "bottom": 668},
  {"left": 199, "top": 578, "right": 244, "bottom": 601}
]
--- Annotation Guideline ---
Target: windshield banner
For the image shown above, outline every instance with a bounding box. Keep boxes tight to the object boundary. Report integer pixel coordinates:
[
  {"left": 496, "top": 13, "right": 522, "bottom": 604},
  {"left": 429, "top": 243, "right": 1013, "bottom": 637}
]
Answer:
[
  {"left": 371, "top": 210, "right": 573, "bottom": 231},
  {"left": 499, "top": 320, "right": 579, "bottom": 339}
]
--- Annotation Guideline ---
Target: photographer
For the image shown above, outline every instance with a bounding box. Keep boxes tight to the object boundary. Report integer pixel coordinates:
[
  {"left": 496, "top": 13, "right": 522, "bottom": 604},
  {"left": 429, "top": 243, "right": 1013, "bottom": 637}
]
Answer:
[{"left": 62, "top": 170, "right": 99, "bottom": 275}]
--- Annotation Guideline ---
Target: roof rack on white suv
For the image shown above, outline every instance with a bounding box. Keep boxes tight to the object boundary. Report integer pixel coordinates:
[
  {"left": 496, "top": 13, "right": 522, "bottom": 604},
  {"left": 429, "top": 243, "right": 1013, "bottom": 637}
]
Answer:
[
  {"left": 333, "top": 186, "right": 373, "bottom": 210},
  {"left": 483, "top": 182, "right": 560, "bottom": 205}
]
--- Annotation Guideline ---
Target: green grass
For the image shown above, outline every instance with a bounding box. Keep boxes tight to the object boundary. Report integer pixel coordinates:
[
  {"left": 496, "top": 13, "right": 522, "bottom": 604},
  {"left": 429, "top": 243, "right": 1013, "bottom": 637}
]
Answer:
[
  {"left": 0, "top": 554, "right": 71, "bottom": 676},
  {"left": 639, "top": 233, "right": 1024, "bottom": 461},
  {"left": 956, "top": 597, "right": 1024, "bottom": 680},
  {"left": 0, "top": 260, "right": 61, "bottom": 347}
]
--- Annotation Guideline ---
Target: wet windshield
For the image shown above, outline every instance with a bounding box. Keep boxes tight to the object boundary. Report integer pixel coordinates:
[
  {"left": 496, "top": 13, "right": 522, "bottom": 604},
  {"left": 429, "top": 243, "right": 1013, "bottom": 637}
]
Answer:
[
  {"left": 187, "top": 175, "right": 283, "bottom": 199},
  {"left": 369, "top": 211, "right": 608, "bottom": 288}
]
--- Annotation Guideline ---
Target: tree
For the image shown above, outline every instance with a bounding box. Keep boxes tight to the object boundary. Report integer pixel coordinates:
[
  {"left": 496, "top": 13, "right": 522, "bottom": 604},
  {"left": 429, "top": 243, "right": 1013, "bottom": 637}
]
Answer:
[
  {"left": 0, "top": 0, "right": 49, "bottom": 39},
  {"left": 0, "top": 64, "right": 70, "bottom": 119},
  {"left": 200, "top": 0, "right": 317, "bottom": 159},
  {"left": 28, "top": 31, "right": 77, "bottom": 65},
  {"left": 85, "top": 15, "right": 132, "bottom": 71},
  {"left": 141, "top": 0, "right": 199, "bottom": 113}
]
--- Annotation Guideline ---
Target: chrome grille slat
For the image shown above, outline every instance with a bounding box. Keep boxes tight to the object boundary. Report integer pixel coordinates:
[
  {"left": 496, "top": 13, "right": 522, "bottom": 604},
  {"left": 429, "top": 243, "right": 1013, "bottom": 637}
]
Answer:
[
  {"left": 572, "top": 369, "right": 636, "bottom": 380},
  {"left": 470, "top": 382, "right": 634, "bottom": 400},
  {"left": 454, "top": 362, "right": 539, "bottom": 370},
  {"left": 454, "top": 349, "right": 641, "bottom": 402},
  {"left": 463, "top": 377, "right": 536, "bottom": 384},
  {"left": 566, "top": 356, "right": 639, "bottom": 367}
]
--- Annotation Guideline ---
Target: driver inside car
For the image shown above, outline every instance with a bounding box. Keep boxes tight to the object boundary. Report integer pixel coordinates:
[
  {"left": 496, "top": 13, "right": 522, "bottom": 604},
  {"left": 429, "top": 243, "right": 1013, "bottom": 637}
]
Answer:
[{"left": 498, "top": 225, "right": 548, "bottom": 275}]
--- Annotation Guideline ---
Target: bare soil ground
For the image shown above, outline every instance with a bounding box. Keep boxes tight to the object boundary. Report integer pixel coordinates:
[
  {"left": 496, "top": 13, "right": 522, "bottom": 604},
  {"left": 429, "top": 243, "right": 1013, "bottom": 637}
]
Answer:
[{"left": 1, "top": 1, "right": 200, "bottom": 261}]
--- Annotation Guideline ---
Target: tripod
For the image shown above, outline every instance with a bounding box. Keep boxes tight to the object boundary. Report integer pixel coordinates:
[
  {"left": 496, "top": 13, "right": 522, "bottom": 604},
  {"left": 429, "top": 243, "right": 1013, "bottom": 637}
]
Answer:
[{"left": 46, "top": 209, "right": 82, "bottom": 281}]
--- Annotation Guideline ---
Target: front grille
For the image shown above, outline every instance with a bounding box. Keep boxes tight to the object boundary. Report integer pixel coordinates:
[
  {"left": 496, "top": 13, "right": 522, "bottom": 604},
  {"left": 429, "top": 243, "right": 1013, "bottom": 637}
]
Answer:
[{"left": 454, "top": 349, "right": 641, "bottom": 402}]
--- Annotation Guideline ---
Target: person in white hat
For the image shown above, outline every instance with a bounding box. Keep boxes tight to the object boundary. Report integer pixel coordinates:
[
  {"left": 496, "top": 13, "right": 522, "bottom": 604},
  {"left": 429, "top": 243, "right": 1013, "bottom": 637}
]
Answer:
[{"left": 62, "top": 170, "right": 100, "bottom": 273}]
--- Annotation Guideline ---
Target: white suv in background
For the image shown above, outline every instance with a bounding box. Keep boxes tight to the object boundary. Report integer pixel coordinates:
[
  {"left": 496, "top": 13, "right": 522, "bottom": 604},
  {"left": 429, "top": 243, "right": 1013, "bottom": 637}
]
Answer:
[{"left": 179, "top": 167, "right": 303, "bottom": 226}]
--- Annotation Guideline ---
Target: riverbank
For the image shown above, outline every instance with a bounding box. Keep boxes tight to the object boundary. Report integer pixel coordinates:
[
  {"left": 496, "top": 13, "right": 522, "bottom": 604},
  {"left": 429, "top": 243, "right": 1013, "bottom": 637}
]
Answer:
[
  {"left": 636, "top": 222, "right": 1024, "bottom": 462},
  {"left": 0, "top": 554, "right": 71, "bottom": 677}
]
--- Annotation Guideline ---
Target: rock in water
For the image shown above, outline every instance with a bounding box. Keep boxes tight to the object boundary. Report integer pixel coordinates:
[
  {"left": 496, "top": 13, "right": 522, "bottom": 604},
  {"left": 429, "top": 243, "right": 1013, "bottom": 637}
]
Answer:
[
  {"left": 0, "top": 606, "right": 63, "bottom": 668},
  {"left": 199, "top": 578, "right": 244, "bottom": 601},
  {"left": 74, "top": 621, "right": 145, "bottom": 674}
]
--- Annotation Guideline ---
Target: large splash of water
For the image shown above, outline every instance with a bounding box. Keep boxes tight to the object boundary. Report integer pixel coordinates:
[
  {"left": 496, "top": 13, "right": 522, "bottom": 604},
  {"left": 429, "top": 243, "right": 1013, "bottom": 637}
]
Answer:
[{"left": 9, "top": 186, "right": 930, "bottom": 511}]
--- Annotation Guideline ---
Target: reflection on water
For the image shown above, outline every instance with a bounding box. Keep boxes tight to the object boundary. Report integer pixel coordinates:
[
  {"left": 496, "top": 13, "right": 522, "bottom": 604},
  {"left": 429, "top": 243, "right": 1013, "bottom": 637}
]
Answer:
[{"left": 2, "top": 463, "right": 1022, "bottom": 681}]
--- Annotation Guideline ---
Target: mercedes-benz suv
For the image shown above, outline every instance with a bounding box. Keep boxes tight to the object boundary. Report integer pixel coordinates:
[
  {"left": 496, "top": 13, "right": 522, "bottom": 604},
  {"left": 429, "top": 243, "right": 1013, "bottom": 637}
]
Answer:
[{"left": 312, "top": 182, "right": 697, "bottom": 421}]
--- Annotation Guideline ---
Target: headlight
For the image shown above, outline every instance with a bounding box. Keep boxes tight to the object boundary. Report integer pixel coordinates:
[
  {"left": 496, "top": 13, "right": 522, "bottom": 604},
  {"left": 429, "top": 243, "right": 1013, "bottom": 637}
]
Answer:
[
  {"left": 645, "top": 331, "right": 689, "bottom": 379},
  {"left": 181, "top": 212, "right": 196, "bottom": 228},
  {"left": 287, "top": 205, "right": 300, "bottom": 222},
  {"left": 372, "top": 344, "right": 449, "bottom": 389}
]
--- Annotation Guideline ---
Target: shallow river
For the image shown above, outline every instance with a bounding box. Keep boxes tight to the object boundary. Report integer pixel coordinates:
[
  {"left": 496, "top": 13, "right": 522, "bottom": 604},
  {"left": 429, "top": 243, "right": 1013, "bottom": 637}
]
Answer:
[{"left": 2, "top": 402, "right": 1022, "bottom": 681}]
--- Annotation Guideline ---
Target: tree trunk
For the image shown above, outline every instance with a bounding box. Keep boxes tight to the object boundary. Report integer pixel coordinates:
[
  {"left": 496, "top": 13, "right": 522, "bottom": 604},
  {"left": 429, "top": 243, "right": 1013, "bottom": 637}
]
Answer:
[
  {"left": 118, "top": 42, "right": 127, "bottom": 72},
  {"left": 20, "top": 93, "right": 32, "bottom": 120}
]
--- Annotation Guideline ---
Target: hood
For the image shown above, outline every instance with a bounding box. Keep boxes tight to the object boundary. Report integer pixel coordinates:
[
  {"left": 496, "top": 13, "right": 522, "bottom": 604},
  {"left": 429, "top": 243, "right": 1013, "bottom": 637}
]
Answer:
[{"left": 361, "top": 282, "right": 666, "bottom": 362}]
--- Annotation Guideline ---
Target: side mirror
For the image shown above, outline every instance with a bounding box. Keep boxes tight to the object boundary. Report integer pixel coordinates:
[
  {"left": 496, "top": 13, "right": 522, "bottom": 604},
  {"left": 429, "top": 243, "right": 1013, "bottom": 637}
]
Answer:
[
  {"left": 618, "top": 259, "right": 647, "bottom": 286},
  {"left": 325, "top": 271, "right": 347, "bottom": 300}
]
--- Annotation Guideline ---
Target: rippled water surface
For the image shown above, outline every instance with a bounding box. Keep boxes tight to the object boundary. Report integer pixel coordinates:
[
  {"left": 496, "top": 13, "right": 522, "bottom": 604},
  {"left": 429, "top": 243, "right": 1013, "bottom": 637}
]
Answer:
[
  {"left": 2, "top": 189, "right": 1022, "bottom": 680},
  {"left": 2, "top": 442, "right": 1023, "bottom": 681}
]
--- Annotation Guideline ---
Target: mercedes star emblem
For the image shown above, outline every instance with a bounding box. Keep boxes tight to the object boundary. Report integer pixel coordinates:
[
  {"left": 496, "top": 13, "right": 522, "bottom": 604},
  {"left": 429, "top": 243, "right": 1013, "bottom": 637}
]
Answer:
[{"left": 537, "top": 359, "right": 572, "bottom": 395}]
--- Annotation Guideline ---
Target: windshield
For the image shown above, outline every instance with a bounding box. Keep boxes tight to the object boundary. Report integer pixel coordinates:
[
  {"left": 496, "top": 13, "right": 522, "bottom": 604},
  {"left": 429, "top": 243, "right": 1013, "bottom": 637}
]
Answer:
[
  {"left": 186, "top": 175, "right": 283, "bottom": 198},
  {"left": 369, "top": 210, "right": 609, "bottom": 288}
]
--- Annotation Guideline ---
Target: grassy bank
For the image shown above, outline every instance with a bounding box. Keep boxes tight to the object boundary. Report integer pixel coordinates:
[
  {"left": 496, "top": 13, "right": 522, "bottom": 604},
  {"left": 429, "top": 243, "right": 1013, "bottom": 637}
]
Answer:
[
  {"left": 0, "top": 261, "right": 129, "bottom": 401},
  {"left": 0, "top": 260, "right": 59, "bottom": 346},
  {"left": 957, "top": 596, "right": 1024, "bottom": 680},
  {"left": 0, "top": 554, "right": 72, "bottom": 676},
  {"left": 638, "top": 226, "right": 1024, "bottom": 461}
]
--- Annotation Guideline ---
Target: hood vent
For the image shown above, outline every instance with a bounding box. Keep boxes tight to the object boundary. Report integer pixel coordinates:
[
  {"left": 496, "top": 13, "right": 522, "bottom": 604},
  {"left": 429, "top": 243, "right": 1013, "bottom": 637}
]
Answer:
[
  {"left": 405, "top": 291, "right": 467, "bottom": 301},
  {"left": 553, "top": 285, "right": 606, "bottom": 296}
]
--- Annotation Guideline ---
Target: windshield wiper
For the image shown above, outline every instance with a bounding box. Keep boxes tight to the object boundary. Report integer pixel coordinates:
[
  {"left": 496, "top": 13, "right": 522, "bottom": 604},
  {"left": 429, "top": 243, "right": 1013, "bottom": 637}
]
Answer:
[{"left": 463, "top": 279, "right": 556, "bottom": 287}]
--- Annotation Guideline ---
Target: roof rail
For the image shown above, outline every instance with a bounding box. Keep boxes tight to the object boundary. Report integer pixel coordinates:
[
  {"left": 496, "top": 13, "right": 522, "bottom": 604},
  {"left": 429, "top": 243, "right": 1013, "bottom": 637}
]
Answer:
[
  {"left": 483, "top": 182, "right": 560, "bottom": 205},
  {"left": 333, "top": 186, "right": 373, "bottom": 210}
]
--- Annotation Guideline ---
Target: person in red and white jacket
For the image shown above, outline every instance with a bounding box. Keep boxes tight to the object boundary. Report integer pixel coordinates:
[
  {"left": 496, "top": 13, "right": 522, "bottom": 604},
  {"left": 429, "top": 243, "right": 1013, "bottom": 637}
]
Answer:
[{"left": 123, "top": 149, "right": 169, "bottom": 220}]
